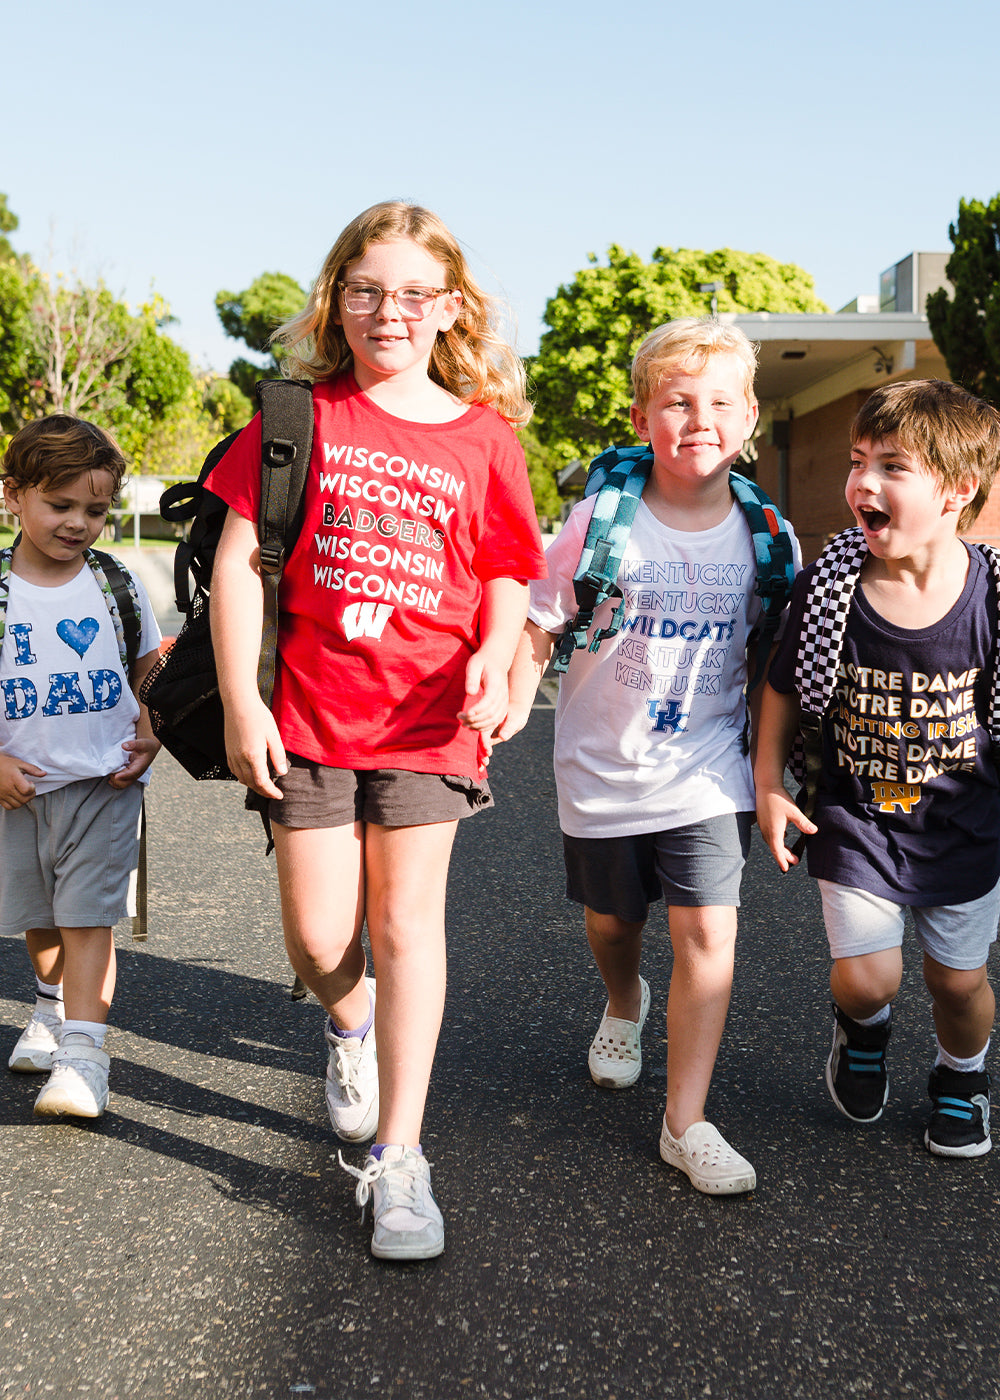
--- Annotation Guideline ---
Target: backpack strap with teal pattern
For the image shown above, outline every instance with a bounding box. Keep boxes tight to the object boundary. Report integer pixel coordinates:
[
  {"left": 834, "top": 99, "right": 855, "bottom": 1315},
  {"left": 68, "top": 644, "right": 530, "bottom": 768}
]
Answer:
[{"left": 552, "top": 443, "right": 796, "bottom": 687}]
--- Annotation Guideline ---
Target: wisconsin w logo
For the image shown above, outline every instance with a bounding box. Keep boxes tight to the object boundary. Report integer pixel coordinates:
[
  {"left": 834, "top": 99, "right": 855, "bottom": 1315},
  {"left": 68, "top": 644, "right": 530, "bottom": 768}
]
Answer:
[{"left": 343, "top": 601, "right": 394, "bottom": 641}]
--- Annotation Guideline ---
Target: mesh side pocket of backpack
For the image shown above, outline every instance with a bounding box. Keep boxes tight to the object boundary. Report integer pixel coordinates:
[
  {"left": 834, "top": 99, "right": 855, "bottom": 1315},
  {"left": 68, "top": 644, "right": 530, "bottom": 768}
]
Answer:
[{"left": 139, "top": 592, "right": 234, "bottom": 781}]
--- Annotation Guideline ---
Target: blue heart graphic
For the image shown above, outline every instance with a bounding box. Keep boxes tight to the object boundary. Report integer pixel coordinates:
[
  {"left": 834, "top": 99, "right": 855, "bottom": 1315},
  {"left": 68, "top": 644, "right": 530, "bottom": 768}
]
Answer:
[{"left": 57, "top": 617, "right": 101, "bottom": 658}]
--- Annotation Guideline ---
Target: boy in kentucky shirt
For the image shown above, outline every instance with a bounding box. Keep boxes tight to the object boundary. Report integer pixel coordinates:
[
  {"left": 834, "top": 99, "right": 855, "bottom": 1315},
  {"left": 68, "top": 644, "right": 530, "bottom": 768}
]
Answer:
[{"left": 505, "top": 318, "right": 799, "bottom": 1195}]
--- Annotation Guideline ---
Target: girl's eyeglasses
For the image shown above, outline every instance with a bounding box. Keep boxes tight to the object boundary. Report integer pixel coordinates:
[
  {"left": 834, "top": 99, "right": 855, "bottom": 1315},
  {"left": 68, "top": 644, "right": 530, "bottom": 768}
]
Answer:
[{"left": 337, "top": 283, "right": 453, "bottom": 319}]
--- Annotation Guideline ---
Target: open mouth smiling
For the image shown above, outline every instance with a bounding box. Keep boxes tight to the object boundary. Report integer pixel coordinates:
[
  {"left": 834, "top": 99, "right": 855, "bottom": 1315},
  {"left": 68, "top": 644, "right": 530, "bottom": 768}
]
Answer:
[{"left": 858, "top": 506, "right": 890, "bottom": 531}]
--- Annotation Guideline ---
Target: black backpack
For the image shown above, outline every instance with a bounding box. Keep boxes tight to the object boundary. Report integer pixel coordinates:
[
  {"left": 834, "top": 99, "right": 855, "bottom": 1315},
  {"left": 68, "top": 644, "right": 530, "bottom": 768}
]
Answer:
[{"left": 140, "top": 378, "right": 314, "bottom": 781}]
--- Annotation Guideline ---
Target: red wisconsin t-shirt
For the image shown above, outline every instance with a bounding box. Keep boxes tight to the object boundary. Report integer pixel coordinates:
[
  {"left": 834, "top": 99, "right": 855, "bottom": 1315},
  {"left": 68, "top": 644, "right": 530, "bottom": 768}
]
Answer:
[{"left": 207, "top": 375, "right": 546, "bottom": 777}]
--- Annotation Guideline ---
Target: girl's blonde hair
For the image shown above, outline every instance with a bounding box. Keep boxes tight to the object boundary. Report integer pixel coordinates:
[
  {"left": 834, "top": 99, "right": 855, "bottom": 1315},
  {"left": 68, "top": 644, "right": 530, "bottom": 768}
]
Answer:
[{"left": 273, "top": 201, "right": 532, "bottom": 428}]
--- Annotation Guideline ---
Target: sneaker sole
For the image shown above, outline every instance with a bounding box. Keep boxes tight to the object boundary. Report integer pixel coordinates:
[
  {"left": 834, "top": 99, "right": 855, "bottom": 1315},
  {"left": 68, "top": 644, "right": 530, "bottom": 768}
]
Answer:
[
  {"left": 588, "top": 1059, "right": 642, "bottom": 1090},
  {"left": 659, "top": 1143, "right": 756, "bottom": 1195},
  {"left": 824, "top": 1056, "right": 888, "bottom": 1123},
  {"left": 34, "top": 1090, "right": 107, "bottom": 1118},
  {"left": 371, "top": 1234, "right": 445, "bottom": 1262},
  {"left": 9, "top": 1053, "right": 56, "bottom": 1073},
  {"left": 924, "top": 1130, "right": 992, "bottom": 1159}
]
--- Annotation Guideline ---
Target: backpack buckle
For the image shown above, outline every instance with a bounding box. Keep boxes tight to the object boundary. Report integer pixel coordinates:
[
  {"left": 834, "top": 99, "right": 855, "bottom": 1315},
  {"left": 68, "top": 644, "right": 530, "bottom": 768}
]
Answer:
[
  {"left": 263, "top": 438, "right": 296, "bottom": 469},
  {"left": 259, "top": 543, "right": 284, "bottom": 576}
]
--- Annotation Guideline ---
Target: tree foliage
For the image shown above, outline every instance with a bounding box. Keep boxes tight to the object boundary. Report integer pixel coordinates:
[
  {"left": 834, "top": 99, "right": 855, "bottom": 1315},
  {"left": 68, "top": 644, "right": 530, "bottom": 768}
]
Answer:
[
  {"left": 530, "top": 244, "right": 828, "bottom": 464},
  {"left": 926, "top": 195, "right": 1000, "bottom": 406},
  {"left": 0, "top": 192, "right": 251, "bottom": 477},
  {"left": 517, "top": 424, "right": 562, "bottom": 525},
  {"left": 215, "top": 271, "right": 306, "bottom": 397}
]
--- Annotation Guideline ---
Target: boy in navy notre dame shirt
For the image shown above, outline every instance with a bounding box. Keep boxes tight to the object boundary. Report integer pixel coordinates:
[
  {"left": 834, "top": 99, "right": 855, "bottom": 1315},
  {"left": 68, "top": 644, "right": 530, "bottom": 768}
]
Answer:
[{"left": 756, "top": 380, "right": 1000, "bottom": 1158}]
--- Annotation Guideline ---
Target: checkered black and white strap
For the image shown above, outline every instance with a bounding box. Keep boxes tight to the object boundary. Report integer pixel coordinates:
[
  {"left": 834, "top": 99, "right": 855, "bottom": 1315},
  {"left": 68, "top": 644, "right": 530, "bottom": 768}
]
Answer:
[{"left": 793, "top": 527, "right": 868, "bottom": 718}]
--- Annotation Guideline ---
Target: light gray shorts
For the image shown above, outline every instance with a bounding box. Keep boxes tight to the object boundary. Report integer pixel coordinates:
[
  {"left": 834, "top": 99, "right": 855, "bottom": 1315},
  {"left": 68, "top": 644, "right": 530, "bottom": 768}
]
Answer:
[
  {"left": 0, "top": 778, "right": 144, "bottom": 935},
  {"left": 818, "top": 877, "right": 1000, "bottom": 972}
]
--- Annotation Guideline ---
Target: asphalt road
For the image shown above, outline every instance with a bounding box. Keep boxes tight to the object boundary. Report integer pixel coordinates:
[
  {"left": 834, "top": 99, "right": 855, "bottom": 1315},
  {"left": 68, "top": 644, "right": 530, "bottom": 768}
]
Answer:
[{"left": 2, "top": 687, "right": 1000, "bottom": 1399}]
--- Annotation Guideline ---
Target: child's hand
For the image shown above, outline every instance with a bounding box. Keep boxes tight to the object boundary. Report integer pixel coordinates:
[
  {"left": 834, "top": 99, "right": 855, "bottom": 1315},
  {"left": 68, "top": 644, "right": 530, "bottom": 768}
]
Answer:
[
  {"left": 224, "top": 699, "right": 288, "bottom": 800},
  {"left": 492, "top": 700, "right": 532, "bottom": 744},
  {"left": 458, "top": 652, "right": 509, "bottom": 736},
  {"left": 110, "top": 737, "right": 162, "bottom": 789},
  {"left": 0, "top": 753, "right": 46, "bottom": 810},
  {"left": 756, "top": 783, "right": 817, "bottom": 872}
]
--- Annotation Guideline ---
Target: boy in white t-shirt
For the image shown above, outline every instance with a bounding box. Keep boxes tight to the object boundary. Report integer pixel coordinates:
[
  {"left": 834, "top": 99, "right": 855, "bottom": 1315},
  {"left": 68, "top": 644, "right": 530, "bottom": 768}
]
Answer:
[
  {"left": 1, "top": 415, "right": 162, "bottom": 1118},
  {"left": 504, "top": 319, "right": 798, "bottom": 1194}
]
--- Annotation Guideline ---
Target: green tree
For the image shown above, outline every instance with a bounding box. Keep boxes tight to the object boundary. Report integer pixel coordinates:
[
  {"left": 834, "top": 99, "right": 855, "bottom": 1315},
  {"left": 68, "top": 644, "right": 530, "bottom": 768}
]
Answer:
[
  {"left": 0, "top": 193, "right": 18, "bottom": 262},
  {"left": 926, "top": 195, "right": 1000, "bottom": 405},
  {"left": 517, "top": 424, "right": 562, "bottom": 525},
  {"left": 202, "top": 375, "right": 253, "bottom": 434},
  {"left": 531, "top": 245, "right": 827, "bottom": 463},
  {"left": 215, "top": 271, "right": 306, "bottom": 397}
]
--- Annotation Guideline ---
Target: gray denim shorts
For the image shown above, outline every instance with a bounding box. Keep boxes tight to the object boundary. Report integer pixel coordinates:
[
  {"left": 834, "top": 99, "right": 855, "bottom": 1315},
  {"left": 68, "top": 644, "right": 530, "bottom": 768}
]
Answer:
[
  {"left": 0, "top": 778, "right": 144, "bottom": 935},
  {"left": 818, "top": 877, "right": 1000, "bottom": 971},
  {"left": 562, "top": 812, "right": 753, "bottom": 922},
  {"left": 270, "top": 754, "right": 494, "bottom": 830}
]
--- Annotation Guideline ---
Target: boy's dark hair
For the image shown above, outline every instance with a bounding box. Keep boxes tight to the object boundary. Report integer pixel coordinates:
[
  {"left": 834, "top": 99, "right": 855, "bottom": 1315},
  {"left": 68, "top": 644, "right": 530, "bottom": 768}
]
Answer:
[
  {"left": 1, "top": 415, "right": 128, "bottom": 495},
  {"left": 852, "top": 380, "right": 1000, "bottom": 531}
]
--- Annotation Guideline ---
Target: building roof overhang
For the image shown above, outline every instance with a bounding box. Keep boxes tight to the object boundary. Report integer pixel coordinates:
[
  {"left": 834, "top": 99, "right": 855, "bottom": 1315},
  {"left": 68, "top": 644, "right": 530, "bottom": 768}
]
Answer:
[{"left": 726, "top": 311, "right": 947, "bottom": 418}]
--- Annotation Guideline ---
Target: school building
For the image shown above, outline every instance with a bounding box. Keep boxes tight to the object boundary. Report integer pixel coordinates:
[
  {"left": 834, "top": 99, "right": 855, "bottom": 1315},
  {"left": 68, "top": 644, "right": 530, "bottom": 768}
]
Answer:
[{"left": 734, "top": 251, "right": 1000, "bottom": 561}]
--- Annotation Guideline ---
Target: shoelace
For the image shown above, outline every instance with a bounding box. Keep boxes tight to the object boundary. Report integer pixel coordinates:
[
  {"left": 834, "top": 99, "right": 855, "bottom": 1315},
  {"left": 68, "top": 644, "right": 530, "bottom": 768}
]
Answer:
[
  {"left": 330, "top": 1040, "right": 365, "bottom": 1104},
  {"left": 337, "top": 1150, "right": 429, "bottom": 1220}
]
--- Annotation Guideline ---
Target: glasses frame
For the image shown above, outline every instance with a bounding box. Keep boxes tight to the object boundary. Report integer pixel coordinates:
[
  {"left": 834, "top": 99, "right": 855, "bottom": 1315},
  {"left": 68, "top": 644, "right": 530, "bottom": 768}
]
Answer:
[{"left": 336, "top": 281, "right": 455, "bottom": 319}]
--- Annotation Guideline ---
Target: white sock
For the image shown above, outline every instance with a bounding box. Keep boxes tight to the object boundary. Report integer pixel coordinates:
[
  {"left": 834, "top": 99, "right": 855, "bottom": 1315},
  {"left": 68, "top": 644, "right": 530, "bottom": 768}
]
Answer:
[
  {"left": 60, "top": 1020, "right": 107, "bottom": 1049},
  {"left": 935, "top": 1038, "right": 989, "bottom": 1075},
  {"left": 856, "top": 1004, "right": 891, "bottom": 1028},
  {"left": 36, "top": 979, "right": 64, "bottom": 1010}
]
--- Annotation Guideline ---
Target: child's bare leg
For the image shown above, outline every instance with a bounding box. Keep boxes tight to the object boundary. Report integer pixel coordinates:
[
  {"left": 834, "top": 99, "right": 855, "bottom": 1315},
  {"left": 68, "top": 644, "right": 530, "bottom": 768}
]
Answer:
[
  {"left": 363, "top": 820, "right": 457, "bottom": 1147},
  {"left": 830, "top": 949, "right": 902, "bottom": 1021},
  {"left": 272, "top": 821, "right": 370, "bottom": 1030},
  {"left": 923, "top": 955, "right": 995, "bottom": 1058},
  {"left": 25, "top": 929, "right": 64, "bottom": 987},
  {"left": 585, "top": 910, "right": 645, "bottom": 1021},
  {"left": 663, "top": 904, "right": 737, "bottom": 1137},
  {"left": 58, "top": 926, "right": 115, "bottom": 1024}
]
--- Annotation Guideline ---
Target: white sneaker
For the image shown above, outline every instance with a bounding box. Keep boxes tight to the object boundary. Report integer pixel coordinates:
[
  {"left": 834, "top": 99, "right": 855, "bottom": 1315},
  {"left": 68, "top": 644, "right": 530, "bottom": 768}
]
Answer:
[
  {"left": 34, "top": 1037, "right": 110, "bottom": 1119},
  {"left": 588, "top": 976, "right": 651, "bottom": 1088},
  {"left": 9, "top": 1006, "right": 63, "bottom": 1072},
  {"left": 659, "top": 1118, "right": 756, "bottom": 1195},
  {"left": 340, "top": 1145, "right": 444, "bottom": 1261},
  {"left": 325, "top": 978, "right": 378, "bottom": 1141}
]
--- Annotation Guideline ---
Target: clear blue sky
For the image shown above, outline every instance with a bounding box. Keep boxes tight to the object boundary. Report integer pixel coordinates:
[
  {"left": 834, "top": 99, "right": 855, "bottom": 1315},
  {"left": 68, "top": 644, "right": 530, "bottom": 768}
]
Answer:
[{"left": 5, "top": 0, "right": 999, "bottom": 377}]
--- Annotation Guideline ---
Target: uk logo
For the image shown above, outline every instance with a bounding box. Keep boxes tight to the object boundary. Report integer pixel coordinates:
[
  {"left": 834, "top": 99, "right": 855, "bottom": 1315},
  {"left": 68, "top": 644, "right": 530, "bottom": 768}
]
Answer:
[
  {"left": 646, "top": 699, "right": 690, "bottom": 735},
  {"left": 343, "top": 601, "right": 394, "bottom": 641}
]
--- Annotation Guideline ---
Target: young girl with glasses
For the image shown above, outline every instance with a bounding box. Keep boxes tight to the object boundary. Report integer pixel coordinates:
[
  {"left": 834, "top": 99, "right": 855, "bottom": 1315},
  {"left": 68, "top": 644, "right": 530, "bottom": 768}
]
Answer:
[{"left": 207, "top": 201, "right": 546, "bottom": 1261}]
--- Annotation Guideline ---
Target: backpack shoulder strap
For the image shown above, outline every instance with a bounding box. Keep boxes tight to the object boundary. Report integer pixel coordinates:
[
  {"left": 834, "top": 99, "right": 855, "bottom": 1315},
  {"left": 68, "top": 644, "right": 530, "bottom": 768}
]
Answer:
[
  {"left": 552, "top": 444, "right": 652, "bottom": 673},
  {"left": 973, "top": 542, "right": 1000, "bottom": 747},
  {"left": 787, "top": 527, "right": 867, "bottom": 798},
  {"left": 728, "top": 471, "right": 796, "bottom": 691},
  {"left": 793, "top": 527, "right": 868, "bottom": 717},
  {"left": 254, "top": 377, "right": 315, "bottom": 707},
  {"left": 88, "top": 549, "right": 142, "bottom": 679}
]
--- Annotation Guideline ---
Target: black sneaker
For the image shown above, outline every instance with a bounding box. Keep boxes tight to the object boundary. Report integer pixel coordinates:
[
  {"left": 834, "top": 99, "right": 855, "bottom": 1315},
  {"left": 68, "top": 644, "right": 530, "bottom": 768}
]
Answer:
[
  {"left": 925, "top": 1066, "right": 992, "bottom": 1158},
  {"left": 825, "top": 1003, "right": 891, "bottom": 1122}
]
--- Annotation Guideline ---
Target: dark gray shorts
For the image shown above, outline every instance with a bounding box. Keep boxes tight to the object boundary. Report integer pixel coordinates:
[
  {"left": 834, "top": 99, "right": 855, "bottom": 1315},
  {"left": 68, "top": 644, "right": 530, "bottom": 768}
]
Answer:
[
  {"left": 0, "top": 778, "right": 144, "bottom": 935},
  {"left": 270, "top": 754, "right": 494, "bottom": 830},
  {"left": 562, "top": 812, "right": 753, "bottom": 922}
]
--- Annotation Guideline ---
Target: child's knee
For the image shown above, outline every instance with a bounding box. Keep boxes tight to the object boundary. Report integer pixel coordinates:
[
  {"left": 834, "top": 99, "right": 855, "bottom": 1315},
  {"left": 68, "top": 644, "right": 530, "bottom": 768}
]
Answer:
[
  {"left": 585, "top": 909, "right": 645, "bottom": 947},
  {"left": 925, "top": 959, "right": 992, "bottom": 1016},
  {"left": 831, "top": 950, "right": 901, "bottom": 1008}
]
